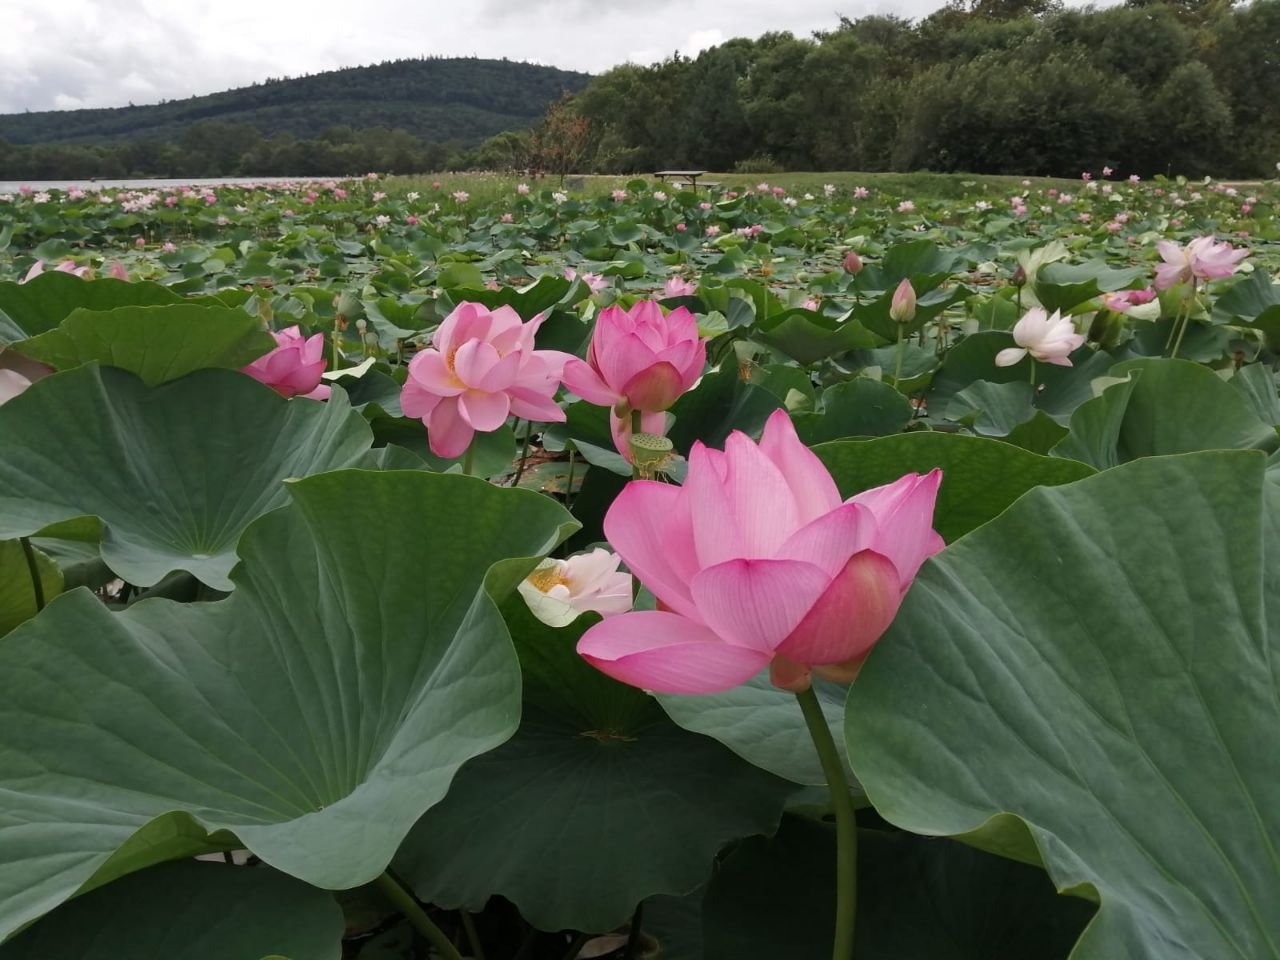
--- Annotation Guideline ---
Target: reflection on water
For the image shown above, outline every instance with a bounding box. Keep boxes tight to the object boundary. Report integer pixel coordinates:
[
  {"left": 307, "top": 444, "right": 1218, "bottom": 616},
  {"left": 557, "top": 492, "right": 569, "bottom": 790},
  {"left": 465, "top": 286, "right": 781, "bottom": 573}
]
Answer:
[{"left": 0, "top": 176, "right": 349, "bottom": 192}]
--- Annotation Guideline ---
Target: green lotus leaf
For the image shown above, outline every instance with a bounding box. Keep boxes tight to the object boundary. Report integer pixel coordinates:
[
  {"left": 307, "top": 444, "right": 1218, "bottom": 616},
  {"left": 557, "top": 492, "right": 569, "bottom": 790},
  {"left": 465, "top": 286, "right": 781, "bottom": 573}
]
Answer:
[
  {"left": 396, "top": 600, "right": 795, "bottom": 933},
  {"left": 16, "top": 303, "right": 276, "bottom": 386},
  {"left": 0, "top": 861, "right": 343, "bottom": 960},
  {"left": 1052, "top": 358, "right": 1280, "bottom": 468},
  {"left": 0, "top": 469, "right": 577, "bottom": 942},
  {"left": 846, "top": 451, "right": 1280, "bottom": 960},
  {"left": 0, "top": 365, "right": 373, "bottom": 589}
]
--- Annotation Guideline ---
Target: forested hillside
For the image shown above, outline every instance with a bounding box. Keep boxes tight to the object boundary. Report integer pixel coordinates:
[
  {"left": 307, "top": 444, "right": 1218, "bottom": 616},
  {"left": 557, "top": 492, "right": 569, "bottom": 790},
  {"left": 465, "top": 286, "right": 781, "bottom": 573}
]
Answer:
[
  {"left": 0, "top": 57, "right": 588, "bottom": 179},
  {"left": 560, "top": 0, "right": 1280, "bottom": 179}
]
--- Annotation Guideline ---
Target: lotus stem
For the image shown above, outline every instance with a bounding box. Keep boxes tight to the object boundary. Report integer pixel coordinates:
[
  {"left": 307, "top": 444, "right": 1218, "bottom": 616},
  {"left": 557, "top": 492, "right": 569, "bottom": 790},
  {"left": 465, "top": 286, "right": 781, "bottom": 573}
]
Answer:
[
  {"left": 461, "top": 444, "right": 475, "bottom": 477},
  {"left": 892, "top": 324, "right": 906, "bottom": 387},
  {"left": 511, "top": 419, "right": 533, "bottom": 487},
  {"left": 19, "top": 537, "right": 45, "bottom": 612},
  {"left": 631, "top": 408, "right": 644, "bottom": 480},
  {"left": 795, "top": 686, "right": 857, "bottom": 960},
  {"left": 373, "top": 871, "right": 464, "bottom": 960},
  {"left": 622, "top": 902, "right": 645, "bottom": 960},
  {"left": 460, "top": 910, "right": 487, "bottom": 960},
  {"left": 1029, "top": 357, "right": 1037, "bottom": 387},
  {"left": 1169, "top": 280, "right": 1198, "bottom": 361}
]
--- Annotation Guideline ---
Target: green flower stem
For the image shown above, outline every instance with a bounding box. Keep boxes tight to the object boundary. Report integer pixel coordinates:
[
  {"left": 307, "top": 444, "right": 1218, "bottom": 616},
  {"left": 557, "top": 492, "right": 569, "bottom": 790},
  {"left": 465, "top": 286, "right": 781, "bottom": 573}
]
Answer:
[
  {"left": 795, "top": 686, "right": 857, "bottom": 960},
  {"left": 892, "top": 324, "right": 906, "bottom": 387},
  {"left": 511, "top": 419, "right": 533, "bottom": 488},
  {"left": 1169, "top": 280, "right": 1198, "bottom": 361},
  {"left": 1029, "top": 357, "right": 1037, "bottom": 387},
  {"left": 19, "top": 537, "right": 45, "bottom": 612},
  {"left": 623, "top": 902, "right": 645, "bottom": 960},
  {"left": 460, "top": 910, "right": 487, "bottom": 960},
  {"left": 461, "top": 444, "right": 475, "bottom": 478},
  {"left": 631, "top": 408, "right": 644, "bottom": 480},
  {"left": 373, "top": 871, "right": 464, "bottom": 960}
]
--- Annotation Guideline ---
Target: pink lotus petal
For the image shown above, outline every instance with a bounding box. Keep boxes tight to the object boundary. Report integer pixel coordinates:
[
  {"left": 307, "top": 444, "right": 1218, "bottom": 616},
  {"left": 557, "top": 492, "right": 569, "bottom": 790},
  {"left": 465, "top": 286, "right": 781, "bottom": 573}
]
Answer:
[
  {"left": 718, "top": 431, "right": 801, "bottom": 558},
  {"left": 757, "top": 409, "right": 842, "bottom": 524},
  {"left": 427, "top": 397, "right": 475, "bottom": 459},
  {"left": 577, "top": 611, "right": 772, "bottom": 694},
  {"left": 562, "top": 358, "right": 622, "bottom": 406},
  {"left": 776, "top": 501, "right": 877, "bottom": 577},
  {"left": 776, "top": 550, "right": 901, "bottom": 666},
  {"left": 691, "top": 557, "right": 831, "bottom": 652},
  {"left": 603, "top": 481, "right": 701, "bottom": 620},
  {"left": 457, "top": 389, "right": 511, "bottom": 432}
]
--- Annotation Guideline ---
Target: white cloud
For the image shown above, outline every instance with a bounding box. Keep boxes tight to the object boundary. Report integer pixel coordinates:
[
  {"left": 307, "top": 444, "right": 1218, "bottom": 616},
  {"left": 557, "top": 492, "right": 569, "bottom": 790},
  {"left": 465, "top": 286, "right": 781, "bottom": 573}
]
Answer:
[{"left": 0, "top": 0, "right": 1107, "bottom": 114}]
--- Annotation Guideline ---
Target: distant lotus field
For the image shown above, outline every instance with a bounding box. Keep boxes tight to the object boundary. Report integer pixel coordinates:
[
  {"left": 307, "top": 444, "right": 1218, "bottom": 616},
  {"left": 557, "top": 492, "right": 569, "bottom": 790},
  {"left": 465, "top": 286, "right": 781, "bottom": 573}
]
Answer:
[{"left": 0, "top": 170, "right": 1278, "bottom": 960}]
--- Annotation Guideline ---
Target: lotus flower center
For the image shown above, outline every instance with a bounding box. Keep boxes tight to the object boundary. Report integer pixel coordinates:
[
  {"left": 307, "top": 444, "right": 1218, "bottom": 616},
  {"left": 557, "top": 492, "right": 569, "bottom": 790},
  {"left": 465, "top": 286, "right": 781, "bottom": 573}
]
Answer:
[{"left": 527, "top": 565, "right": 571, "bottom": 594}]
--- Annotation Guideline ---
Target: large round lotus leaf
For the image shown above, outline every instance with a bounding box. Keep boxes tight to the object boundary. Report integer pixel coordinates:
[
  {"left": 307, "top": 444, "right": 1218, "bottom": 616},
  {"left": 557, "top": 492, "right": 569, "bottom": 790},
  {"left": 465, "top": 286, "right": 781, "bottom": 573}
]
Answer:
[
  {"left": 0, "top": 861, "right": 343, "bottom": 960},
  {"left": 396, "top": 600, "right": 796, "bottom": 933},
  {"left": 815, "top": 432, "right": 1095, "bottom": 543},
  {"left": 0, "top": 273, "right": 186, "bottom": 343},
  {"left": 0, "top": 364, "right": 373, "bottom": 589},
  {"left": 846, "top": 451, "right": 1280, "bottom": 960},
  {"left": 1052, "top": 358, "right": 1280, "bottom": 469},
  {"left": 701, "top": 816, "right": 1093, "bottom": 960},
  {"left": 0, "top": 469, "right": 577, "bottom": 943},
  {"left": 16, "top": 303, "right": 277, "bottom": 386}
]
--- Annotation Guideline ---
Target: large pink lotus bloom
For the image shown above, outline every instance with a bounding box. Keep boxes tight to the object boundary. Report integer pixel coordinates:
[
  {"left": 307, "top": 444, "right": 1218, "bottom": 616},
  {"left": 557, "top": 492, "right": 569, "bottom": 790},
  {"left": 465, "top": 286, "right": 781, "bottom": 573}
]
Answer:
[
  {"left": 562, "top": 300, "right": 705, "bottom": 414},
  {"left": 401, "top": 302, "right": 570, "bottom": 459},
  {"left": 1154, "top": 235, "right": 1249, "bottom": 289},
  {"left": 241, "top": 326, "right": 332, "bottom": 401},
  {"left": 577, "top": 409, "right": 943, "bottom": 694},
  {"left": 995, "top": 308, "right": 1086, "bottom": 368}
]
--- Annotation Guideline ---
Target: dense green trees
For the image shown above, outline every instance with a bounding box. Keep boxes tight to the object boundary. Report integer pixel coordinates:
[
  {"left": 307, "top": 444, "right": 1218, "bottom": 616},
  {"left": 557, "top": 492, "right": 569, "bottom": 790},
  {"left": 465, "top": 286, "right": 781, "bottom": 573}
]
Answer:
[{"left": 570, "top": 0, "right": 1280, "bottom": 178}]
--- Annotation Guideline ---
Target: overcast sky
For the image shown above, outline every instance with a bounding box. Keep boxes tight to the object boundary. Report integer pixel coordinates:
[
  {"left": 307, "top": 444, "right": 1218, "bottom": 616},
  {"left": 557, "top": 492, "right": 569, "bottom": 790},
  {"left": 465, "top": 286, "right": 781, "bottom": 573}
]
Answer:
[{"left": 0, "top": 0, "right": 997, "bottom": 114}]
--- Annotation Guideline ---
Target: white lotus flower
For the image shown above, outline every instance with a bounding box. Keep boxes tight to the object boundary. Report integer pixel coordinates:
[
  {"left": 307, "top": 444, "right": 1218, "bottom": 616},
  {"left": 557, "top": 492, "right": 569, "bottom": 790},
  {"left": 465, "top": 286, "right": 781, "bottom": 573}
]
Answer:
[
  {"left": 518, "top": 549, "right": 633, "bottom": 628},
  {"left": 995, "top": 308, "right": 1086, "bottom": 368}
]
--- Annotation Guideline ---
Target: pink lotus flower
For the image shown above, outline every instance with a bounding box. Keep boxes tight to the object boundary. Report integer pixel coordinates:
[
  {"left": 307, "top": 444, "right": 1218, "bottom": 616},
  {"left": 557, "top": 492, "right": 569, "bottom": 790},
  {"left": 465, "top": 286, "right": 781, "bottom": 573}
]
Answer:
[
  {"left": 1101, "top": 288, "right": 1157, "bottom": 313},
  {"left": 19, "top": 260, "right": 89, "bottom": 284},
  {"left": 995, "top": 308, "right": 1085, "bottom": 367},
  {"left": 889, "top": 278, "right": 916, "bottom": 324},
  {"left": 897, "top": 200, "right": 915, "bottom": 213},
  {"left": 577, "top": 409, "right": 944, "bottom": 693},
  {"left": 106, "top": 261, "right": 129, "bottom": 280},
  {"left": 705, "top": 225, "right": 721, "bottom": 237},
  {"left": 401, "top": 302, "right": 570, "bottom": 459},
  {"left": 518, "top": 548, "right": 633, "bottom": 627},
  {"left": 1154, "top": 236, "right": 1249, "bottom": 289},
  {"left": 241, "top": 326, "right": 332, "bottom": 401},
  {"left": 843, "top": 250, "right": 863, "bottom": 274},
  {"left": 0, "top": 352, "right": 52, "bottom": 407},
  {"left": 517, "top": 183, "right": 530, "bottom": 195},
  {"left": 0, "top": 370, "right": 35, "bottom": 407},
  {"left": 1102, "top": 166, "right": 1113, "bottom": 177},
  {"left": 853, "top": 186, "right": 869, "bottom": 199},
  {"left": 561, "top": 300, "right": 705, "bottom": 414},
  {"left": 564, "top": 267, "right": 608, "bottom": 293},
  {"left": 611, "top": 189, "right": 628, "bottom": 201},
  {"left": 664, "top": 276, "right": 697, "bottom": 298}
]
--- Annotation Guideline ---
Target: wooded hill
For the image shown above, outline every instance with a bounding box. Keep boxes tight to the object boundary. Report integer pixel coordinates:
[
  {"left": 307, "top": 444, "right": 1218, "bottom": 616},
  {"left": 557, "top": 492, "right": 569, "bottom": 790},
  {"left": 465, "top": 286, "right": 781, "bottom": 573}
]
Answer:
[{"left": 0, "top": 57, "right": 591, "bottom": 148}]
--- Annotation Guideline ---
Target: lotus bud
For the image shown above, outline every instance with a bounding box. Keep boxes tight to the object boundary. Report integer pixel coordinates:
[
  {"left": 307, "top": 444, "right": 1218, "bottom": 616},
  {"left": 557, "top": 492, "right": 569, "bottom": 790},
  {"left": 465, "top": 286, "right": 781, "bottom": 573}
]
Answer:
[
  {"left": 1011, "top": 265, "right": 1027, "bottom": 288},
  {"left": 842, "top": 250, "right": 864, "bottom": 275},
  {"left": 889, "top": 278, "right": 917, "bottom": 324}
]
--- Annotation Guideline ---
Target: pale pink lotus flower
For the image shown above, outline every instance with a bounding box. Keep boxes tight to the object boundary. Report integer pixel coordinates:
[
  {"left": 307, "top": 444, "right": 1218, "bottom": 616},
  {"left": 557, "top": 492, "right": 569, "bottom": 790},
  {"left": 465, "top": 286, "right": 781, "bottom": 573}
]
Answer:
[
  {"left": 563, "top": 267, "right": 608, "bottom": 293},
  {"left": 897, "top": 200, "right": 915, "bottom": 213},
  {"left": 1106, "top": 221, "right": 1122, "bottom": 233},
  {"left": 406, "top": 215, "right": 419, "bottom": 225},
  {"left": 1081, "top": 171, "right": 1092, "bottom": 181},
  {"left": 134, "top": 237, "right": 145, "bottom": 248},
  {"left": 562, "top": 299, "right": 705, "bottom": 414},
  {"left": 705, "top": 225, "right": 721, "bottom": 237},
  {"left": 756, "top": 182, "right": 771, "bottom": 193},
  {"left": 664, "top": 276, "right": 698, "bottom": 298},
  {"left": 373, "top": 191, "right": 387, "bottom": 202},
  {"left": 889, "top": 278, "right": 916, "bottom": 324},
  {"left": 804, "top": 297, "right": 820, "bottom": 311},
  {"left": 519, "top": 548, "right": 634, "bottom": 627},
  {"left": 1101, "top": 288, "right": 1157, "bottom": 313},
  {"left": 334, "top": 188, "right": 348, "bottom": 199},
  {"left": 1129, "top": 174, "right": 1141, "bottom": 184},
  {"left": 1154, "top": 236, "right": 1249, "bottom": 289},
  {"left": 1102, "top": 166, "right": 1113, "bottom": 177},
  {"left": 1241, "top": 204, "right": 1253, "bottom": 215},
  {"left": 106, "top": 261, "right": 129, "bottom": 280},
  {"left": 517, "top": 183, "right": 531, "bottom": 195},
  {"left": 699, "top": 201, "right": 712, "bottom": 211},
  {"left": 610, "top": 408, "right": 667, "bottom": 462},
  {"left": 577, "top": 409, "right": 944, "bottom": 694},
  {"left": 500, "top": 212, "right": 514, "bottom": 223},
  {"left": 242, "top": 327, "right": 332, "bottom": 401},
  {"left": 772, "top": 186, "right": 786, "bottom": 197},
  {"left": 653, "top": 191, "right": 668, "bottom": 202},
  {"left": 20, "top": 259, "right": 88, "bottom": 283},
  {"left": 400, "top": 302, "right": 570, "bottom": 459},
  {"left": 161, "top": 242, "right": 177, "bottom": 253},
  {"left": 995, "top": 308, "right": 1086, "bottom": 367},
  {"left": 611, "top": 189, "right": 628, "bottom": 201},
  {"left": 0, "top": 370, "right": 35, "bottom": 407},
  {"left": 853, "top": 186, "right": 869, "bottom": 199},
  {"left": 676, "top": 222, "right": 687, "bottom": 231},
  {"left": 451, "top": 190, "right": 470, "bottom": 203}
]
